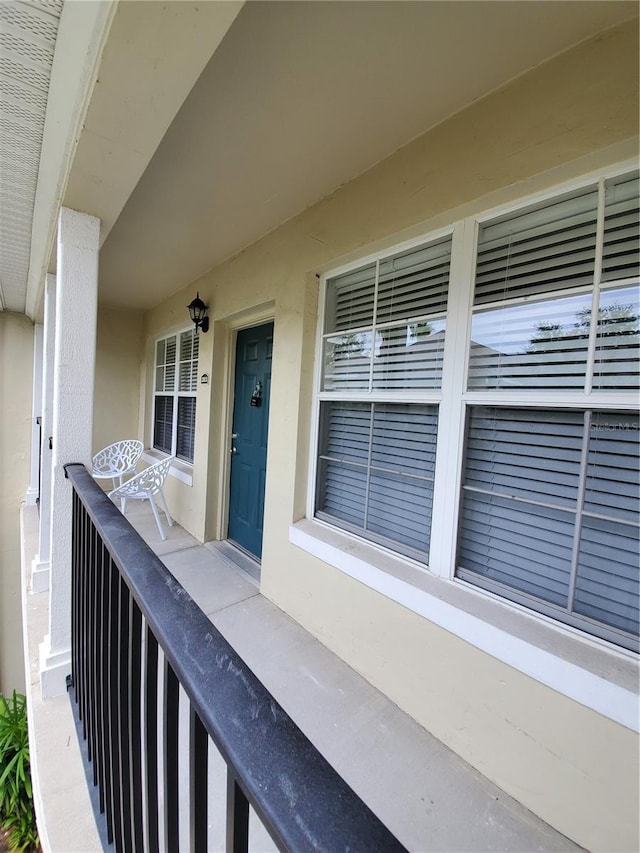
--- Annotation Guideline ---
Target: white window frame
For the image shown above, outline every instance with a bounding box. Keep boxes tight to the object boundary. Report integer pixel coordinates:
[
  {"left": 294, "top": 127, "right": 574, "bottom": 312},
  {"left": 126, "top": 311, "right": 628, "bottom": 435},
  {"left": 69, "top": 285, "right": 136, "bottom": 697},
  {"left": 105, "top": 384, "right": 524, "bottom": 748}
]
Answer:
[
  {"left": 152, "top": 327, "right": 199, "bottom": 465},
  {"left": 310, "top": 225, "right": 458, "bottom": 562},
  {"left": 296, "top": 157, "right": 639, "bottom": 730}
]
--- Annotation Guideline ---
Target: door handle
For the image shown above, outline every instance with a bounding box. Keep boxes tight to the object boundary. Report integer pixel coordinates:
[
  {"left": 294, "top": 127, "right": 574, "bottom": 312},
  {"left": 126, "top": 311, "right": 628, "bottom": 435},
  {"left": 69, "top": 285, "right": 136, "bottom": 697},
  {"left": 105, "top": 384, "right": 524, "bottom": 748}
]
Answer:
[{"left": 231, "top": 446, "right": 238, "bottom": 455}]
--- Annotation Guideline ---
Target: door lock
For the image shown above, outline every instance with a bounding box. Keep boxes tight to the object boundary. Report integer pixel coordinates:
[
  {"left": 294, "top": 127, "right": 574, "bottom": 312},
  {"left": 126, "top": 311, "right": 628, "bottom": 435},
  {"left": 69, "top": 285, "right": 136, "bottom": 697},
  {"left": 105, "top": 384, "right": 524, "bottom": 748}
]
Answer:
[{"left": 231, "top": 433, "right": 238, "bottom": 454}]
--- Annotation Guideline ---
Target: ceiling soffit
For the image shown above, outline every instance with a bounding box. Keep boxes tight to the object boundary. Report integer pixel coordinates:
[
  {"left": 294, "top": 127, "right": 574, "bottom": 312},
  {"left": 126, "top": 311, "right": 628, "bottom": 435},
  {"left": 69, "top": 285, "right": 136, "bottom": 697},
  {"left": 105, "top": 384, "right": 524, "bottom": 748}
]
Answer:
[
  {"left": 96, "top": 1, "right": 639, "bottom": 311},
  {"left": 0, "top": 0, "right": 62, "bottom": 313}
]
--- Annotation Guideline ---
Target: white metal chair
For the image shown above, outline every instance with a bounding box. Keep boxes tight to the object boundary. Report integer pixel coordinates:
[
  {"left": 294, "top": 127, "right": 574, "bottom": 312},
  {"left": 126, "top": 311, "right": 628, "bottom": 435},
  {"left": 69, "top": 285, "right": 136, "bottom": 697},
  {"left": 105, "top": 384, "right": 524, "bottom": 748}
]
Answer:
[
  {"left": 108, "top": 456, "right": 175, "bottom": 540},
  {"left": 92, "top": 439, "right": 144, "bottom": 489}
]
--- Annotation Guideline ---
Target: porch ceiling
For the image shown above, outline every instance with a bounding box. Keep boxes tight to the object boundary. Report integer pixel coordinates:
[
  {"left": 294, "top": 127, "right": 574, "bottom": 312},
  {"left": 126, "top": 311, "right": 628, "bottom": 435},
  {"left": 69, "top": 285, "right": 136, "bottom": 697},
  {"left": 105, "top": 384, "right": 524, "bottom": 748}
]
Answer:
[{"left": 1, "top": 1, "right": 637, "bottom": 318}]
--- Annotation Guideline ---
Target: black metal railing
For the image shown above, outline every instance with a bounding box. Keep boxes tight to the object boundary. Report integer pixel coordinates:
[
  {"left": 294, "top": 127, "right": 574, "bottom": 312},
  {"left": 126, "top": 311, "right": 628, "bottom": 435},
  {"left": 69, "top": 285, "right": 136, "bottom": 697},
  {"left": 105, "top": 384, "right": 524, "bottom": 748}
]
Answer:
[
  {"left": 64, "top": 464, "right": 406, "bottom": 852},
  {"left": 36, "top": 415, "right": 42, "bottom": 507}
]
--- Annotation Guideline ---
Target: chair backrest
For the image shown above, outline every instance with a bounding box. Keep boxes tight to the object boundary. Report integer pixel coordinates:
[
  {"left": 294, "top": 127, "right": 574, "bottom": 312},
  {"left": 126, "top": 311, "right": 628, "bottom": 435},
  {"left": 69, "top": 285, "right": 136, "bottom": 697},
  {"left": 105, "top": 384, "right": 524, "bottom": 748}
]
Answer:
[
  {"left": 109, "top": 456, "right": 175, "bottom": 500},
  {"left": 93, "top": 439, "right": 144, "bottom": 477}
]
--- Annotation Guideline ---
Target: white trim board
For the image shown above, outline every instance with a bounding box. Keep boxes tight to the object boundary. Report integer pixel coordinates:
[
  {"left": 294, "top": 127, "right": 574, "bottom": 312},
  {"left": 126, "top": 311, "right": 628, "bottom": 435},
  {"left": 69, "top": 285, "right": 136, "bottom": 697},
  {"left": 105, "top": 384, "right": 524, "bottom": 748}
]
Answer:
[{"left": 290, "top": 520, "right": 639, "bottom": 733}]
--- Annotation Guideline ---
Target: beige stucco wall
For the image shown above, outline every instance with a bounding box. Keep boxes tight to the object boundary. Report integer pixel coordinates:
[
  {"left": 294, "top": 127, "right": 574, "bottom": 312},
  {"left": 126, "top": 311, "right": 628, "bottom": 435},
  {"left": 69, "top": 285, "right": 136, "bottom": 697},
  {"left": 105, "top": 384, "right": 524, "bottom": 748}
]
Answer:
[
  {"left": 0, "top": 313, "right": 33, "bottom": 695},
  {"left": 143, "top": 22, "right": 639, "bottom": 851},
  {"left": 93, "top": 305, "right": 144, "bottom": 457}
]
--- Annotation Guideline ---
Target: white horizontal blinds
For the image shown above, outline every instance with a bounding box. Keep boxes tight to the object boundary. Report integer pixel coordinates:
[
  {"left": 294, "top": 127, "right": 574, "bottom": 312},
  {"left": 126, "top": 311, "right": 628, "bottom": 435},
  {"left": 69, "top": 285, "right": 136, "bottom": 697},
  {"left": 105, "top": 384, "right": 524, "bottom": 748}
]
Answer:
[
  {"left": 592, "top": 285, "right": 640, "bottom": 390},
  {"left": 322, "top": 238, "right": 451, "bottom": 392},
  {"left": 178, "top": 330, "right": 199, "bottom": 392},
  {"left": 316, "top": 401, "right": 437, "bottom": 558},
  {"left": 176, "top": 397, "right": 196, "bottom": 462},
  {"left": 323, "top": 332, "right": 373, "bottom": 391},
  {"left": 155, "top": 335, "right": 176, "bottom": 392},
  {"left": 376, "top": 240, "right": 450, "bottom": 323},
  {"left": 458, "top": 407, "right": 639, "bottom": 649},
  {"left": 474, "top": 186, "right": 598, "bottom": 305},
  {"left": 153, "top": 331, "right": 198, "bottom": 459},
  {"left": 373, "top": 321, "right": 447, "bottom": 390},
  {"left": 164, "top": 336, "right": 176, "bottom": 390},
  {"left": 601, "top": 171, "right": 640, "bottom": 282},
  {"left": 374, "top": 239, "right": 449, "bottom": 391},
  {"left": 154, "top": 335, "right": 177, "bottom": 453},
  {"left": 593, "top": 172, "right": 640, "bottom": 391},
  {"left": 323, "top": 261, "right": 373, "bottom": 387},
  {"left": 326, "top": 263, "right": 376, "bottom": 332},
  {"left": 469, "top": 187, "right": 599, "bottom": 391},
  {"left": 153, "top": 396, "right": 173, "bottom": 454},
  {"left": 458, "top": 408, "right": 582, "bottom": 606},
  {"left": 575, "top": 412, "right": 640, "bottom": 637},
  {"left": 155, "top": 339, "right": 165, "bottom": 391},
  {"left": 468, "top": 293, "right": 592, "bottom": 390}
]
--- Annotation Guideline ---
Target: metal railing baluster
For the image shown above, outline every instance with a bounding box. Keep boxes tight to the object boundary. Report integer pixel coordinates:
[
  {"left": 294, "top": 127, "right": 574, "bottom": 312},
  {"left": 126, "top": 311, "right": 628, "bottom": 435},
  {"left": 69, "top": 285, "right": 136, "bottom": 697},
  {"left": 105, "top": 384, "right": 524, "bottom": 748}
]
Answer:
[
  {"left": 226, "top": 771, "right": 249, "bottom": 853},
  {"left": 129, "top": 603, "right": 144, "bottom": 851},
  {"left": 118, "top": 578, "right": 133, "bottom": 853},
  {"left": 189, "top": 706, "right": 208, "bottom": 853},
  {"left": 144, "top": 626, "right": 159, "bottom": 853},
  {"left": 108, "top": 553, "right": 123, "bottom": 851},
  {"left": 164, "top": 660, "right": 180, "bottom": 853},
  {"left": 100, "top": 548, "right": 115, "bottom": 843}
]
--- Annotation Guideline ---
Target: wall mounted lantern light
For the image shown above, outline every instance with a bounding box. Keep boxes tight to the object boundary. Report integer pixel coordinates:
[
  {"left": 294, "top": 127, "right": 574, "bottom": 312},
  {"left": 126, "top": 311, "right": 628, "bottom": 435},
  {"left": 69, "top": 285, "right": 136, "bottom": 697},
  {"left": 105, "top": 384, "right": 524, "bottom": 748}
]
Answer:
[{"left": 187, "top": 292, "right": 209, "bottom": 333}]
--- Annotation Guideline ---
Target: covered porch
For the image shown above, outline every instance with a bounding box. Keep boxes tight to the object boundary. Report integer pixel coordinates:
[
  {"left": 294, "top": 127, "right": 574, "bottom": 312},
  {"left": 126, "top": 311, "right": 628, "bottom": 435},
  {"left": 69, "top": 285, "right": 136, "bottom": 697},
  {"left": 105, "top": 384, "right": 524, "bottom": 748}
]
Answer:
[{"left": 1, "top": 2, "right": 638, "bottom": 850}]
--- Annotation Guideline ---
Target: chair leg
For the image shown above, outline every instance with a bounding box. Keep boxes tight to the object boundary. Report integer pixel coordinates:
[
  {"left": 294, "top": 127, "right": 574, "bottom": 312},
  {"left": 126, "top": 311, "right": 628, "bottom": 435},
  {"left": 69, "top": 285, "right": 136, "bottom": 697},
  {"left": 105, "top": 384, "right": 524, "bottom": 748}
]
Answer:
[
  {"left": 157, "top": 487, "right": 174, "bottom": 527},
  {"left": 148, "top": 496, "right": 166, "bottom": 540}
]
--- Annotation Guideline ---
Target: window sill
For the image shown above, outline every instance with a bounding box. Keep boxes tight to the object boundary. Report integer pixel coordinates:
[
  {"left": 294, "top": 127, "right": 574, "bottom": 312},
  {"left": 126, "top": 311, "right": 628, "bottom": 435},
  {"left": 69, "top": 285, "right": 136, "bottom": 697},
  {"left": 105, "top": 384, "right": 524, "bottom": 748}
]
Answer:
[
  {"left": 142, "top": 450, "right": 193, "bottom": 486},
  {"left": 289, "top": 518, "right": 639, "bottom": 732}
]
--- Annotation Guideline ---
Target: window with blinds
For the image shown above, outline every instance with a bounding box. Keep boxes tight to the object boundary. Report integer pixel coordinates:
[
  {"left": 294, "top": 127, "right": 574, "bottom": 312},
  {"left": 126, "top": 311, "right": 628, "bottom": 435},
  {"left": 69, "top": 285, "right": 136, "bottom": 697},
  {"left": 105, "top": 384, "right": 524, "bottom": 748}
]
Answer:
[
  {"left": 153, "top": 396, "right": 173, "bottom": 455},
  {"left": 322, "top": 238, "right": 451, "bottom": 393},
  {"left": 316, "top": 236, "right": 451, "bottom": 559},
  {"left": 177, "top": 397, "right": 196, "bottom": 462},
  {"left": 314, "top": 163, "right": 637, "bottom": 651},
  {"left": 458, "top": 169, "right": 639, "bottom": 650},
  {"left": 468, "top": 171, "right": 639, "bottom": 391},
  {"left": 153, "top": 329, "right": 199, "bottom": 462},
  {"left": 316, "top": 401, "right": 438, "bottom": 558},
  {"left": 457, "top": 408, "right": 639, "bottom": 650}
]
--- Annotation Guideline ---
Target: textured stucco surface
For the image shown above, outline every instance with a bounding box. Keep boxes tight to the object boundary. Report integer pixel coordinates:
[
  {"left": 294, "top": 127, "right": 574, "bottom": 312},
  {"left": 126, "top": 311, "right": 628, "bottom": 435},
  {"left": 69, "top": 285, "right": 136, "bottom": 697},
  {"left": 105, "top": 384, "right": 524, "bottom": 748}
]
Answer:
[
  {"left": 93, "top": 305, "right": 144, "bottom": 456},
  {"left": 0, "top": 312, "right": 33, "bottom": 694},
  {"left": 137, "top": 23, "right": 639, "bottom": 851}
]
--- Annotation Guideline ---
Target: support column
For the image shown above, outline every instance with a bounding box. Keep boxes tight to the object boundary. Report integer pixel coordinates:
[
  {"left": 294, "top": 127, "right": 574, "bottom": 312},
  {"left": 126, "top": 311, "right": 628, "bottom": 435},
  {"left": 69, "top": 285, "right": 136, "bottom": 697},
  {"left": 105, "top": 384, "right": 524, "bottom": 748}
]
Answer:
[
  {"left": 25, "top": 324, "right": 43, "bottom": 506},
  {"left": 40, "top": 209, "right": 99, "bottom": 699},
  {"left": 31, "top": 276, "right": 56, "bottom": 592}
]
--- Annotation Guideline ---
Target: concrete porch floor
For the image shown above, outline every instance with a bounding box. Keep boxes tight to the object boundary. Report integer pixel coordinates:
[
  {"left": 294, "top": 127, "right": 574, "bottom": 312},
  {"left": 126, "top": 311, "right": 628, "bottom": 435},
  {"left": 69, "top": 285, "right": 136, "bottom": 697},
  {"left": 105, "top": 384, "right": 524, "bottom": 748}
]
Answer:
[
  {"left": 123, "top": 501, "right": 579, "bottom": 853},
  {"left": 21, "top": 497, "right": 581, "bottom": 852}
]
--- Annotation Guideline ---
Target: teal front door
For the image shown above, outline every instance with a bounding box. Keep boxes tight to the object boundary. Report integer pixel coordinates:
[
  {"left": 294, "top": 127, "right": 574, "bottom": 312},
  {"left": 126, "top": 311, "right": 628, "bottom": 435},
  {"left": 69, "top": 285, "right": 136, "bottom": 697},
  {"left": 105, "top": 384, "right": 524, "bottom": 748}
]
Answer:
[{"left": 228, "top": 323, "right": 273, "bottom": 559}]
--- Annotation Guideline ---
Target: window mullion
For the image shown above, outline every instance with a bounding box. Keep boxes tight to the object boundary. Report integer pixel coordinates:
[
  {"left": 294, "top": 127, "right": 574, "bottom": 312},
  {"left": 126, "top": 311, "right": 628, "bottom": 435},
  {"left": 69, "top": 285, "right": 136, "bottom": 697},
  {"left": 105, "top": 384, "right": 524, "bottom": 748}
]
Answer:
[
  {"left": 428, "top": 219, "right": 475, "bottom": 577},
  {"left": 584, "top": 178, "right": 606, "bottom": 393},
  {"left": 362, "top": 261, "right": 379, "bottom": 527},
  {"left": 171, "top": 389, "right": 178, "bottom": 457}
]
